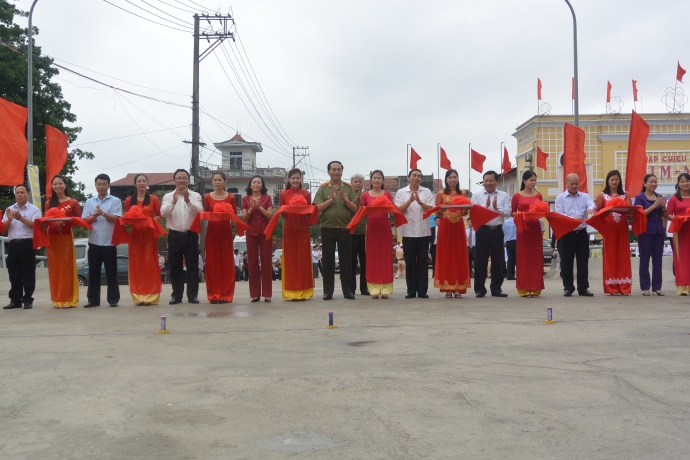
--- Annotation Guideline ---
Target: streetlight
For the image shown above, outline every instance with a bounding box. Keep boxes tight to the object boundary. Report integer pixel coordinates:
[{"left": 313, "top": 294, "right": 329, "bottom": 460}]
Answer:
[
  {"left": 27, "top": 0, "right": 39, "bottom": 166},
  {"left": 563, "top": 0, "right": 579, "bottom": 127}
]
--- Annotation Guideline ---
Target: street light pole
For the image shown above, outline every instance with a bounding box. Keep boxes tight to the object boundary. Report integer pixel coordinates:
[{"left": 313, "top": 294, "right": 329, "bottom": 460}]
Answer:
[
  {"left": 27, "top": 0, "right": 39, "bottom": 166},
  {"left": 564, "top": 0, "right": 579, "bottom": 127}
]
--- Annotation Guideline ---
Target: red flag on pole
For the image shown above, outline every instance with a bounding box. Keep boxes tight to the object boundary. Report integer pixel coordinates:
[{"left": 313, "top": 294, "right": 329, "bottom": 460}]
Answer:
[
  {"left": 571, "top": 77, "right": 575, "bottom": 100},
  {"left": 409, "top": 147, "right": 422, "bottom": 170},
  {"left": 606, "top": 81, "right": 612, "bottom": 103},
  {"left": 470, "top": 149, "right": 486, "bottom": 173},
  {"left": 502, "top": 146, "right": 511, "bottom": 174},
  {"left": 46, "top": 124, "right": 69, "bottom": 199},
  {"left": 563, "top": 123, "right": 588, "bottom": 193},
  {"left": 537, "top": 78, "right": 542, "bottom": 100},
  {"left": 677, "top": 61, "right": 686, "bottom": 83},
  {"left": 0, "top": 97, "right": 28, "bottom": 186},
  {"left": 625, "top": 111, "right": 650, "bottom": 198},
  {"left": 632, "top": 80, "right": 639, "bottom": 102},
  {"left": 439, "top": 146, "right": 452, "bottom": 170},
  {"left": 536, "top": 146, "right": 549, "bottom": 170}
]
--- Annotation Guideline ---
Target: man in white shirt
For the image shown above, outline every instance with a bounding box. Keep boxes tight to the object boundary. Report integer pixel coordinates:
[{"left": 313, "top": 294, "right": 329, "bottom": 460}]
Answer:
[
  {"left": 312, "top": 245, "right": 321, "bottom": 278},
  {"left": 555, "top": 173, "right": 596, "bottom": 297},
  {"left": 395, "top": 169, "right": 435, "bottom": 298},
  {"left": 466, "top": 218, "right": 475, "bottom": 278},
  {"left": 2, "top": 184, "right": 41, "bottom": 310},
  {"left": 234, "top": 249, "right": 243, "bottom": 281},
  {"left": 470, "top": 171, "right": 512, "bottom": 298},
  {"left": 161, "top": 169, "right": 204, "bottom": 304}
]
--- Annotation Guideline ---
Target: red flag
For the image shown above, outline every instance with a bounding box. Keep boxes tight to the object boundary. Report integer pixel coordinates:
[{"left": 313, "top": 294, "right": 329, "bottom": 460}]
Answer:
[
  {"left": 470, "top": 149, "right": 486, "bottom": 173},
  {"left": 632, "top": 79, "right": 638, "bottom": 102},
  {"left": 409, "top": 147, "right": 422, "bottom": 170},
  {"left": 502, "top": 146, "right": 511, "bottom": 174},
  {"left": 606, "top": 81, "right": 612, "bottom": 103},
  {"left": 537, "top": 78, "right": 542, "bottom": 100},
  {"left": 0, "top": 97, "right": 28, "bottom": 186},
  {"left": 439, "top": 146, "right": 452, "bottom": 170},
  {"left": 46, "top": 124, "right": 69, "bottom": 199},
  {"left": 536, "top": 146, "right": 548, "bottom": 170},
  {"left": 562, "top": 123, "right": 587, "bottom": 193},
  {"left": 625, "top": 111, "right": 650, "bottom": 198},
  {"left": 677, "top": 61, "right": 686, "bottom": 83},
  {"left": 571, "top": 77, "right": 575, "bottom": 100}
]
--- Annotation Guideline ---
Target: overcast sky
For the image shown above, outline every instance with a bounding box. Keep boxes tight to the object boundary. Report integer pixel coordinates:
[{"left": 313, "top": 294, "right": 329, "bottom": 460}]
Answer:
[{"left": 13, "top": 0, "right": 690, "bottom": 194}]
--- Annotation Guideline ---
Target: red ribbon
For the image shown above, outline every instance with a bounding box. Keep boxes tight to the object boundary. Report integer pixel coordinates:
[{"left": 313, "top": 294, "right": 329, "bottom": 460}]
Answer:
[
  {"left": 669, "top": 214, "right": 690, "bottom": 234},
  {"left": 423, "top": 205, "right": 499, "bottom": 230},
  {"left": 190, "top": 212, "right": 250, "bottom": 236},
  {"left": 514, "top": 212, "right": 583, "bottom": 239},
  {"left": 585, "top": 205, "right": 647, "bottom": 236},
  {"left": 111, "top": 217, "right": 167, "bottom": 245},
  {"left": 32, "top": 217, "right": 93, "bottom": 249},
  {"left": 264, "top": 205, "right": 318, "bottom": 240}
]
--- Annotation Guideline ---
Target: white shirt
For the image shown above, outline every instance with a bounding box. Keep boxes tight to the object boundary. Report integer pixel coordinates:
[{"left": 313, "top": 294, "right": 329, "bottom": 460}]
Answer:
[
  {"left": 394, "top": 185, "right": 435, "bottom": 237},
  {"left": 465, "top": 225, "right": 475, "bottom": 247},
  {"left": 554, "top": 190, "right": 596, "bottom": 230},
  {"left": 160, "top": 190, "right": 203, "bottom": 232},
  {"left": 470, "top": 188, "right": 512, "bottom": 227},
  {"left": 235, "top": 254, "right": 242, "bottom": 267},
  {"left": 2, "top": 202, "right": 41, "bottom": 240}
]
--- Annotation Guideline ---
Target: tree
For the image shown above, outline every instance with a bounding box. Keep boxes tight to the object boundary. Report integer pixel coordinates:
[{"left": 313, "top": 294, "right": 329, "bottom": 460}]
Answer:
[{"left": 0, "top": 0, "right": 94, "bottom": 210}]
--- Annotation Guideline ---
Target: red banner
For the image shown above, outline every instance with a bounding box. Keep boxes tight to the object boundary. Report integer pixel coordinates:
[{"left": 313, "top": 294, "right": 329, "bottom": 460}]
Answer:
[
  {"left": 439, "top": 146, "right": 452, "bottom": 170},
  {"left": 0, "top": 97, "right": 28, "bottom": 186},
  {"left": 625, "top": 111, "right": 650, "bottom": 200},
  {"left": 410, "top": 147, "right": 422, "bottom": 170},
  {"left": 563, "top": 123, "right": 587, "bottom": 193},
  {"left": 470, "top": 149, "right": 485, "bottom": 173},
  {"left": 536, "top": 146, "right": 548, "bottom": 170},
  {"left": 45, "top": 124, "right": 69, "bottom": 199}
]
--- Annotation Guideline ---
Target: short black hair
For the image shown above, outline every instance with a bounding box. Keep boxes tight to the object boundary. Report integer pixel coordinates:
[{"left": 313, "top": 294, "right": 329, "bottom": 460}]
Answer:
[
  {"left": 327, "top": 161, "right": 343, "bottom": 171},
  {"left": 173, "top": 169, "right": 190, "bottom": 180},
  {"left": 408, "top": 168, "right": 422, "bottom": 178},
  {"left": 483, "top": 170, "right": 499, "bottom": 181},
  {"left": 95, "top": 173, "right": 111, "bottom": 184},
  {"left": 14, "top": 184, "right": 28, "bottom": 193}
]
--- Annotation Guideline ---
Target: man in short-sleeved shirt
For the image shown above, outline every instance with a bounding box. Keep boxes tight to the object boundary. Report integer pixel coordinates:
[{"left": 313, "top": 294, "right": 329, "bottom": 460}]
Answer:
[
  {"left": 82, "top": 174, "right": 123, "bottom": 308},
  {"left": 313, "top": 161, "right": 359, "bottom": 300}
]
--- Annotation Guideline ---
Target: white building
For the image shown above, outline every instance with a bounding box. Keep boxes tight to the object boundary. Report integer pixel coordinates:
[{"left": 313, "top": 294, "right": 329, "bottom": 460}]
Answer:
[{"left": 203, "top": 133, "right": 288, "bottom": 208}]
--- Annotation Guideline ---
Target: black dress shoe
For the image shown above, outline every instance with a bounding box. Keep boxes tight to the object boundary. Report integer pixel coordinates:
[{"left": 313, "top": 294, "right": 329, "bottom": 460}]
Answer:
[
  {"left": 23, "top": 303, "right": 33, "bottom": 309},
  {"left": 404, "top": 294, "right": 416, "bottom": 299},
  {"left": 578, "top": 290, "right": 594, "bottom": 297},
  {"left": 361, "top": 290, "right": 371, "bottom": 296},
  {"left": 188, "top": 298, "right": 200, "bottom": 304},
  {"left": 218, "top": 300, "right": 226, "bottom": 304},
  {"left": 491, "top": 292, "right": 508, "bottom": 298},
  {"left": 210, "top": 300, "right": 217, "bottom": 304},
  {"left": 418, "top": 294, "right": 429, "bottom": 299},
  {"left": 563, "top": 289, "right": 575, "bottom": 297},
  {"left": 264, "top": 298, "right": 272, "bottom": 302},
  {"left": 344, "top": 293, "right": 355, "bottom": 300},
  {"left": 322, "top": 294, "right": 333, "bottom": 300},
  {"left": 83, "top": 303, "right": 100, "bottom": 308},
  {"left": 169, "top": 298, "right": 182, "bottom": 305},
  {"left": 109, "top": 303, "right": 118, "bottom": 307},
  {"left": 506, "top": 277, "right": 516, "bottom": 281},
  {"left": 3, "top": 303, "right": 21, "bottom": 309},
  {"left": 251, "top": 297, "right": 261, "bottom": 302},
  {"left": 476, "top": 292, "right": 486, "bottom": 298}
]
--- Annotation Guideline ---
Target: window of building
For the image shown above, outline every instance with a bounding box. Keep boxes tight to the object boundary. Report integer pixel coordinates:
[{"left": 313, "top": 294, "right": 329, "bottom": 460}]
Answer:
[{"left": 226, "top": 151, "right": 243, "bottom": 170}]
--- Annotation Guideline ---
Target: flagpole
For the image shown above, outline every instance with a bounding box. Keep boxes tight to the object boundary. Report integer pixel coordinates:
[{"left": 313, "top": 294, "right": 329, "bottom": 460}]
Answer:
[
  {"left": 468, "top": 143, "right": 472, "bottom": 195},
  {"left": 437, "top": 143, "right": 440, "bottom": 192},
  {"left": 500, "top": 141, "right": 505, "bottom": 191},
  {"left": 564, "top": 0, "right": 579, "bottom": 127},
  {"left": 406, "top": 143, "right": 410, "bottom": 175}
]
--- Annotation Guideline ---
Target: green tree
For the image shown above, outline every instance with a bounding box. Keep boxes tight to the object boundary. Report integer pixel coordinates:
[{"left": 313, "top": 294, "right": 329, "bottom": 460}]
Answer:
[{"left": 0, "top": 0, "right": 93, "bottom": 209}]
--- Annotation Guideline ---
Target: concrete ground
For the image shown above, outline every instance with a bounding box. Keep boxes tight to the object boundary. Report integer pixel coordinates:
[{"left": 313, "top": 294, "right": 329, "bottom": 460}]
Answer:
[{"left": 1, "top": 260, "right": 689, "bottom": 459}]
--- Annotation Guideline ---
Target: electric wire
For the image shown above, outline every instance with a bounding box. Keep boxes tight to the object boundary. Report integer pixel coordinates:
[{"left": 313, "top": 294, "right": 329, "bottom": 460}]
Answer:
[
  {"left": 184, "top": 0, "right": 215, "bottom": 12},
  {"left": 216, "top": 43, "right": 292, "bottom": 151},
  {"left": 73, "top": 144, "right": 188, "bottom": 177},
  {"left": 121, "top": 0, "right": 194, "bottom": 29},
  {"left": 136, "top": 0, "right": 194, "bottom": 25},
  {"left": 71, "top": 125, "right": 189, "bottom": 147},
  {"left": 101, "top": 0, "right": 192, "bottom": 32},
  {"left": 155, "top": 0, "right": 198, "bottom": 14}
]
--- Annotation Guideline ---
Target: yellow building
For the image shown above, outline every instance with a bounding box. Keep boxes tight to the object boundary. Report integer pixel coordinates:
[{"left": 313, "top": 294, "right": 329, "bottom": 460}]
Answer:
[{"left": 512, "top": 113, "right": 690, "bottom": 200}]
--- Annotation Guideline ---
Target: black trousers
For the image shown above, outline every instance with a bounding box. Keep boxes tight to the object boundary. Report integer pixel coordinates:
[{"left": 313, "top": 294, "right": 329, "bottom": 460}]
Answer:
[
  {"left": 558, "top": 229, "right": 590, "bottom": 292},
  {"left": 168, "top": 230, "right": 200, "bottom": 301},
  {"left": 402, "top": 236, "right": 430, "bottom": 297},
  {"left": 505, "top": 240, "right": 517, "bottom": 279},
  {"left": 468, "top": 246, "right": 476, "bottom": 276},
  {"left": 7, "top": 239, "right": 36, "bottom": 305},
  {"left": 87, "top": 243, "right": 120, "bottom": 305},
  {"left": 313, "top": 262, "right": 320, "bottom": 278},
  {"left": 474, "top": 225, "right": 505, "bottom": 295},
  {"left": 430, "top": 244, "right": 437, "bottom": 276},
  {"left": 351, "top": 233, "right": 367, "bottom": 293},
  {"left": 321, "top": 228, "right": 353, "bottom": 296}
]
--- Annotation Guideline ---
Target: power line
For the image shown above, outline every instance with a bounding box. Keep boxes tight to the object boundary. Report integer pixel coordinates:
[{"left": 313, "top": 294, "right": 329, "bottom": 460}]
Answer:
[
  {"left": 155, "top": 0, "right": 198, "bottom": 14},
  {"left": 102, "top": 0, "right": 191, "bottom": 32},
  {"left": 184, "top": 0, "right": 215, "bottom": 12},
  {"left": 121, "top": 0, "right": 192, "bottom": 29},
  {"left": 73, "top": 144, "right": 188, "bottom": 176},
  {"left": 137, "top": 0, "right": 194, "bottom": 25},
  {"left": 71, "top": 125, "right": 189, "bottom": 146}
]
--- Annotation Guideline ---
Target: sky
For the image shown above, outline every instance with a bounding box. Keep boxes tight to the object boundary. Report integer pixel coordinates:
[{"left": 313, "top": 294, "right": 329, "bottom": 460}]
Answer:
[{"left": 12, "top": 0, "right": 690, "bottom": 195}]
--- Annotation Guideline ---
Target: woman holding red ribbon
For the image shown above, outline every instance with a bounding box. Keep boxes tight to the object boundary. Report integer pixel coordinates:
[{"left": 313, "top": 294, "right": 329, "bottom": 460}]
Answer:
[
  {"left": 241, "top": 175, "right": 274, "bottom": 302},
  {"left": 667, "top": 172, "right": 690, "bottom": 295},
  {"left": 360, "top": 170, "right": 396, "bottom": 298},
  {"left": 595, "top": 170, "right": 633, "bottom": 295},
  {"left": 433, "top": 169, "right": 471, "bottom": 298},
  {"left": 203, "top": 171, "right": 238, "bottom": 303},
  {"left": 511, "top": 170, "right": 545, "bottom": 297},
  {"left": 279, "top": 169, "right": 314, "bottom": 301},
  {"left": 44, "top": 175, "right": 82, "bottom": 308},
  {"left": 123, "top": 173, "right": 163, "bottom": 305}
]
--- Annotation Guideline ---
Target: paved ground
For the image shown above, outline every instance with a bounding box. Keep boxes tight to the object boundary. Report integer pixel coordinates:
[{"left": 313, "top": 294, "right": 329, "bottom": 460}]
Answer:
[{"left": 1, "top": 260, "right": 689, "bottom": 459}]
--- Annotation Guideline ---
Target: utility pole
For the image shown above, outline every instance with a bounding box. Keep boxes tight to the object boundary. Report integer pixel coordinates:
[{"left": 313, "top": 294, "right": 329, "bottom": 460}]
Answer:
[
  {"left": 292, "top": 146, "right": 309, "bottom": 169},
  {"left": 185, "top": 12, "right": 235, "bottom": 188}
]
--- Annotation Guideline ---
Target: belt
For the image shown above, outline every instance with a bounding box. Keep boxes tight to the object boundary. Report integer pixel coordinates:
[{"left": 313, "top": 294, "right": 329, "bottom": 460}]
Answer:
[
  {"left": 9, "top": 238, "right": 33, "bottom": 242},
  {"left": 169, "top": 229, "right": 194, "bottom": 235},
  {"left": 481, "top": 224, "right": 503, "bottom": 230}
]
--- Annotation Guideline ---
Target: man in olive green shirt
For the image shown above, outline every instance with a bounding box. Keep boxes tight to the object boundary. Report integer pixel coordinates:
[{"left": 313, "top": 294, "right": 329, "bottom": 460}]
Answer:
[
  {"left": 350, "top": 173, "right": 369, "bottom": 296},
  {"left": 313, "top": 161, "right": 359, "bottom": 300}
]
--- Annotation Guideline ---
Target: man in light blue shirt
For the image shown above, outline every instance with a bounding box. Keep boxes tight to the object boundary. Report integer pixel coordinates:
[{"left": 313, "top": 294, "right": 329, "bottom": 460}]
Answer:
[
  {"left": 82, "top": 174, "right": 123, "bottom": 308},
  {"left": 503, "top": 216, "right": 517, "bottom": 280},
  {"left": 555, "top": 173, "right": 596, "bottom": 297}
]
